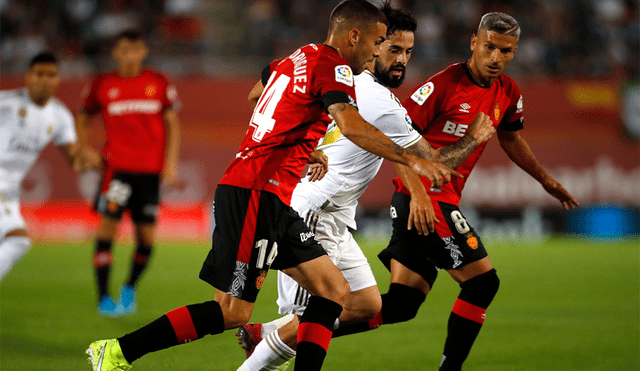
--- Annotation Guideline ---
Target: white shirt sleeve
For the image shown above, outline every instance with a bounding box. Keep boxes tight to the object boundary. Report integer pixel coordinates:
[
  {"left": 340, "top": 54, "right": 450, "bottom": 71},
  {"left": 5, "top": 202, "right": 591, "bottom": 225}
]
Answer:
[
  {"left": 373, "top": 109, "right": 422, "bottom": 148},
  {"left": 53, "top": 103, "right": 77, "bottom": 146}
]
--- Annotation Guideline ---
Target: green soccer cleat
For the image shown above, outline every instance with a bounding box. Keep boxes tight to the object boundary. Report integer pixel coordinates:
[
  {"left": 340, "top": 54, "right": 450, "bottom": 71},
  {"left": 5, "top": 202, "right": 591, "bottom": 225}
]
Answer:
[
  {"left": 277, "top": 357, "right": 295, "bottom": 370},
  {"left": 86, "top": 339, "right": 132, "bottom": 371}
]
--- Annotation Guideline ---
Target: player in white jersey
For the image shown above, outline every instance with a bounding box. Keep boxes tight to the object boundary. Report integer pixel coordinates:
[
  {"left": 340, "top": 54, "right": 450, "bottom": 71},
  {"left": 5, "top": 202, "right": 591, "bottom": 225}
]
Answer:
[
  {"left": 0, "top": 53, "right": 89, "bottom": 280},
  {"left": 234, "top": 4, "right": 496, "bottom": 371}
]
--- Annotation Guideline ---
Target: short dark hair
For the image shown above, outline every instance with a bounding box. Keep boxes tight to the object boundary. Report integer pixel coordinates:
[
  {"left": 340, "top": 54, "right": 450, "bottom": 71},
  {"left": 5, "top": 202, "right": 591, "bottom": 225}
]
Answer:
[
  {"left": 115, "top": 29, "right": 144, "bottom": 44},
  {"left": 380, "top": 1, "right": 416, "bottom": 36},
  {"left": 29, "top": 53, "right": 58, "bottom": 68},
  {"left": 478, "top": 12, "right": 521, "bottom": 40},
  {"left": 329, "top": 0, "right": 388, "bottom": 33}
]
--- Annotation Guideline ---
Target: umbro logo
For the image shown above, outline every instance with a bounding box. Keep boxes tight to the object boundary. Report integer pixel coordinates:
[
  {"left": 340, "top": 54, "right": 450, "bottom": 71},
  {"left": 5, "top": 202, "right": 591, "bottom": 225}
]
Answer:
[{"left": 459, "top": 103, "right": 471, "bottom": 113}]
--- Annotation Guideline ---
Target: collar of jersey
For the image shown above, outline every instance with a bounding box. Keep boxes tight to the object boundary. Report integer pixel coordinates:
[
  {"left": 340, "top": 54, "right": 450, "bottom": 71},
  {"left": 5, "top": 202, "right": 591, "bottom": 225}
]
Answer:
[{"left": 362, "top": 70, "right": 383, "bottom": 86}]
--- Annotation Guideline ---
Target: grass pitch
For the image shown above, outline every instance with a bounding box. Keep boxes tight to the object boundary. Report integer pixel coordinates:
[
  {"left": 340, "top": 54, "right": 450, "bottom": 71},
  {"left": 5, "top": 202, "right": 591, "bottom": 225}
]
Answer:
[{"left": 1, "top": 236, "right": 638, "bottom": 370}]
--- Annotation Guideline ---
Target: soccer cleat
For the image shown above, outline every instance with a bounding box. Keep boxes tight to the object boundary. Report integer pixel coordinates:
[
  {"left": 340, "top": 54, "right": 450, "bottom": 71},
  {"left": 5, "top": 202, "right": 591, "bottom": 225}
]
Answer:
[
  {"left": 276, "top": 357, "right": 295, "bottom": 370},
  {"left": 98, "top": 295, "right": 123, "bottom": 317},
  {"left": 118, "top": 285, "right": 137, "bottom": 315},
  {"left": 236, "top": 323, "right": 263, "bottom": 358},
  {"left": 86, "top": 339, "right": 132, "bottom": 370}
]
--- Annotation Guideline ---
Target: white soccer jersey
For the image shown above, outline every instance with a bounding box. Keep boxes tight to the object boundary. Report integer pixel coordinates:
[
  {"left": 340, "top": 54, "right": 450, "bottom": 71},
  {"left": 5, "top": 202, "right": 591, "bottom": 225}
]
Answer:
[
  {"left": 0, "top": 88, "right": 76, "bottom": 196},
  {"left": 292, "top": 70, "right": 422, "bottom": 229}
]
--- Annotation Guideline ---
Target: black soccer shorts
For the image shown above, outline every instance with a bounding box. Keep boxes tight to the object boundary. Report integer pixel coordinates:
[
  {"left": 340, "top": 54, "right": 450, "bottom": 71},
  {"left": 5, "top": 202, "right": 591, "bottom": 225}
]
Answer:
[
  {"left": 199, "top": 184, "right": 327, "bottom": 303},
  {"left": 379, "top": 191, "right": 488, "bottom": 289},
  {"left": 93, "top": 168, "right": 160, "bottom": 224}
]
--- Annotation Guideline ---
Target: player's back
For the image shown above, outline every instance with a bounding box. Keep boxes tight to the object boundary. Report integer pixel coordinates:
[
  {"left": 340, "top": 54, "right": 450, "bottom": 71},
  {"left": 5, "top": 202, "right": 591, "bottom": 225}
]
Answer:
[{"left": 220, "top": 43, "right": 358, "bottom": 206}]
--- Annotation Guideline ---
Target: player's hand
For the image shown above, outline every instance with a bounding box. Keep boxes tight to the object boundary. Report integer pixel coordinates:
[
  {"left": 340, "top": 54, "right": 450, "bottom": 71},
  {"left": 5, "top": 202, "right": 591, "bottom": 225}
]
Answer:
[
  {"left": 73, "top": 147, "right": 102, "bottom": 173},
  {"left": 307, "top": 150, "right": 328, "bottom": 182},
  {"left": 161, "top": 165, "right": 181, "bottom": 189},
  {"left": 408, "top": 191, "right": 438, "bottom": 235},
  {"left": 542, "top": 178, "right": 579, "bottom": 210},
  {"left": 467, "top": 112, "right": 495, "bottom": 143},
  {"left": 409, "top": 157, "right": 462, "bottom": 188}
]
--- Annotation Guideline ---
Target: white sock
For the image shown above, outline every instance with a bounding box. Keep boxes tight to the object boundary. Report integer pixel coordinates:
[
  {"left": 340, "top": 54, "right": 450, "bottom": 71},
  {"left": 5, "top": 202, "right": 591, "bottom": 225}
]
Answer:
[
  {"left": 240, "top": 330, "right": 296, "bottom": 371},
  {"left": 0, "top": 236, "right": 31, "bottom": 280},
  {"left": 261, "top": 314, "right": 295, "bottom": 338}
]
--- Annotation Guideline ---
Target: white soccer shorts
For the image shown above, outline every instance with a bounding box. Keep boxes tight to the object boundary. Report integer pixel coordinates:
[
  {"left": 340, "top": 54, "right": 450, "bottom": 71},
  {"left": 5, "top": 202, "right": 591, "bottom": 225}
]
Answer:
[
  {"left": 277, "top": 195, "right": 377, "bottom": 316},
  {"left": 0, "top": 192, "right": 27, "bottom": 239}
]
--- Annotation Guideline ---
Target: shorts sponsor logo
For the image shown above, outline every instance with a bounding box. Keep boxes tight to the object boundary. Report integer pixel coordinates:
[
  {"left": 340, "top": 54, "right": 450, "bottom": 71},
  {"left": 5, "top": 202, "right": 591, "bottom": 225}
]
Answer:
[
  {"left": 335, "top": 65, "right": 354, "bottom": 87},
  {"left": 442, "top": 236, "right": 463, "bottom": 268},
  {"left": 299, "top": 231, "right": 314, "bottom": 242},
  {"left": 256, "top": 270, "right": 267, "bottom": 289},
  {"left": 410, "top": 82, "right": 434, "bottom": 106},
  {"left": 465, "top": 232, "right": 478, "bottom": 249}
]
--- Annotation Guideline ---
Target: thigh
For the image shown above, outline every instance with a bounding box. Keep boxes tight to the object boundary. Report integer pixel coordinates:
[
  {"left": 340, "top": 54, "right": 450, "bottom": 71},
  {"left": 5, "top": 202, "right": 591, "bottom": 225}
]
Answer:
[
  {"left": 0, "top": 192, "right": 26, "bottom": 239},
  {"left": 94, "top": 169, "right": 131, "bottom": 221},
  {"left": 127, "top": 174, "right": 160, "bottom": 224},
  {"left": 277, "top": 270, "right": 309, "bottom": 316}
]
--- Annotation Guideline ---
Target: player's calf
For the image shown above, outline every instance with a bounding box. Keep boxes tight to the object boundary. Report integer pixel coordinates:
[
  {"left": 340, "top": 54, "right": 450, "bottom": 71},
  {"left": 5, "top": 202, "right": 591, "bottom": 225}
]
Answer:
[{"left": 440, "top": 269, "right": 500, "bottom": 371}]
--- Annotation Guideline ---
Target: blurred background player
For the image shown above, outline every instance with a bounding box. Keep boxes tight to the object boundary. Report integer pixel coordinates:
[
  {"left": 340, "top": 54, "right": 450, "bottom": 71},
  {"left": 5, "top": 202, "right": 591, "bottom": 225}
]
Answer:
[
  {"left": 76, "top": 30, "right": 181, "bottom": 316},
  {"left": 0, "top": 53, "right": 89, "bottom": 280},
  {"left": 234, "top": 3, "right": 496, "bottom": 370},
  {"left": 328, "top": 12, "right": 580, "bottom": 371},
  {"left": 85, "top": 1, "right": 462, "bottom": 370}
]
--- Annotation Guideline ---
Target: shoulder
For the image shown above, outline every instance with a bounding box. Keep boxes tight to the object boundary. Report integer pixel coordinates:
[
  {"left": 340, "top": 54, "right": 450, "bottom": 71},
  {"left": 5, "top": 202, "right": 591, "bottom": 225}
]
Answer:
[
  {"left": 142, "top": 69, "right": 172, "bottom": 85},
  {"left": 355, "top": 74, "right": 396, "bottom": 111},
  {"left": 49, "top": 98, "right": 75, "bottom": 122},
  {"left": 497, "top": 73, "right": 521, "bottom": 100},
  {"left": 0, "top": 88, "right": 22, "bottom": 102}
]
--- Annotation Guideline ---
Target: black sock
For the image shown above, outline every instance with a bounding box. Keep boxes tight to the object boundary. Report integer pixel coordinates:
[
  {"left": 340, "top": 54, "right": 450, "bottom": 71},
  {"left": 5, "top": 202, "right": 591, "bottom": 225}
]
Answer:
[
  {"left": 127, "top": 244, "right": 152, "bottom": 287},
  {"left": 92, "top": 240, "right": 113, "bottom": 299},
  {"left": 440, "top": 270, "right": 499, "bottom": 371},
  {"left": 333, "top": 283, "right": 426, "bottom": 338},
  {"left": 118, "top": 300, "right": 224, "bottom": 364},
  {"left": 295, "top": 296, "right": 342, "bottom": 371}
]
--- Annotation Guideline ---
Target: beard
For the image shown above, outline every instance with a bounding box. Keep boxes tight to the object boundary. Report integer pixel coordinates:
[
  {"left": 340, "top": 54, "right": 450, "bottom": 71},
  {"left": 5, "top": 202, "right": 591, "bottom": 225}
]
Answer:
[{"left": 374, "top": 60, "right": 406, "bottom": 89}]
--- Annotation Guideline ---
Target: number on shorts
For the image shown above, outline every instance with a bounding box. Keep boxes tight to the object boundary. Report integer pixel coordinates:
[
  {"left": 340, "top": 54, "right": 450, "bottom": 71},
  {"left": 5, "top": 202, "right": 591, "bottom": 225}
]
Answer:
[
  {"left": 451, "top": 210, "right": 470, "bottom": 234},
  {"left": 255, "top": 239, "right": 278, "bottom": 269},
  {"left": 250, "top": 73, "right": 291, "bottom": 142}
]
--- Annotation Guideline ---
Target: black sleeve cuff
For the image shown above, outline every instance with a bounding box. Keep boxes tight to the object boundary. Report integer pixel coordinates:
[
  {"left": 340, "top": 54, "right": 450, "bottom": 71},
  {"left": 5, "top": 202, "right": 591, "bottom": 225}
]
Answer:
[
  {"left": 322, "top": 90, "right": 356, "bottom": 111},
  {"left": 498, "top": 118, "right": 524, "bottom": 131},
  {"left": 261, "top": 65, "right": 271, "bottom": 86}
]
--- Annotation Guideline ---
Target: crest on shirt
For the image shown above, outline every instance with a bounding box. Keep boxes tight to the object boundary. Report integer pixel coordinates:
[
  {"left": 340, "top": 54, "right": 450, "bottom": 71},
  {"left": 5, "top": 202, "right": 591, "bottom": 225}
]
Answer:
[
  {"left": 18, "top": 107, "right": 27, "bottom": 126},
  {"left": 46, "top": 125, "right": 53, "bottom": 136},
  {"left": 334, "top": 65, "right": 354, "bottom": 87},
  {"left": 145, "top": 84, "right": 157, "bottom": 97},
  {"left": 107, "top": 88, "right": 120, "bottom": 99},
  {"left": 494, "top": 103, "right": 500, "bottom": 121},
  {"left": 410, "top": 82, "right": 434, "bottom": 106}
]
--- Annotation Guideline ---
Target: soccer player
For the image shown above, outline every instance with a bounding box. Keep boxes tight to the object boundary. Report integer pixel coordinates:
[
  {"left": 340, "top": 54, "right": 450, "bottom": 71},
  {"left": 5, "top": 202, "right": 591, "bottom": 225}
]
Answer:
[
  {"left": 0, "top": 53, "right": 88, "bottom": 280},
  {"left": 75, "top": 30, "right": 182, "bottom": 316},
  {"left": 233, "top": 4, "right": 497, "bottom": 371},
  {"left": 328, "top": 12, "right": 580, "bottom": 371},
  {"left": 86, "top": 1, "right": 462, "bottom": 370}
]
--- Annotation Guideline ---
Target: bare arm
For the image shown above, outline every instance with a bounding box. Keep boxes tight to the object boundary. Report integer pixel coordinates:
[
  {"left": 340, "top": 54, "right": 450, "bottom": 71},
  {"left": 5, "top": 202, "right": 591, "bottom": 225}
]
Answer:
[
  {"left": 74, "top": 111, "right": 102, "bottom": 172},
  {"left": 57, "top": 142, "right": 78, "bottom": 167},
  {"left": 497, "top": 127, "right": 579, "bottom": 209},
  {"left": 248, "top": 80, "right": 264, "bottom": 107},
  {"left": 329, "top": 102, "right": 461, "bottom": 187},
  {"left": 162, "top": 108, "right": 181, "bottom": 188}
]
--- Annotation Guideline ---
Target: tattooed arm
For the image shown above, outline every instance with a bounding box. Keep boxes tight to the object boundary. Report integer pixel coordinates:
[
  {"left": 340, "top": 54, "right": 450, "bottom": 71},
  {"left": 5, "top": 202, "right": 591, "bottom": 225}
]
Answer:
[{"left": 328, "top": 102, "right": 461, "bottom": 187}]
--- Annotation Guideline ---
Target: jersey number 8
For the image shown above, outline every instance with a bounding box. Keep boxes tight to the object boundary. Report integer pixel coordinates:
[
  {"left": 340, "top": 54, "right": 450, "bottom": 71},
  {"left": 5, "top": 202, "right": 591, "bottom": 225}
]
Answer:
[{"left": 450, "top": 210, "right": 471, "bottom": 234}]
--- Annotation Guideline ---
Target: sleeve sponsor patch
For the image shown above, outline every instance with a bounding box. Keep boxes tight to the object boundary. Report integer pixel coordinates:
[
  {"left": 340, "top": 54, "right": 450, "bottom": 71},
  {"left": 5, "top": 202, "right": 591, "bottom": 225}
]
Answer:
[
  {"left": 516, "top": 95, "right": 523, "bottom": 113},
  {"left": 334, "top": 65, "right": 354, "bottom": 87},
  {"left": 410, "top": 82, "right": 434, "bottom": 106}
]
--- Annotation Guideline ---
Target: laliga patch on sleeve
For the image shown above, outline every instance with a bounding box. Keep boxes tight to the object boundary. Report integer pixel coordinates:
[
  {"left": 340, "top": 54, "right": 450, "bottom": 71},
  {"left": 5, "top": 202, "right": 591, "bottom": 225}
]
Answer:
[
  {"left": 335, "top": 65, "right": 354, "bottom": 87},
  {"left": 516, "top": 95, "right": 523, "bottom": 113},
  {"left": 410, "top": 82, "right": 434, "bottom": 106}
]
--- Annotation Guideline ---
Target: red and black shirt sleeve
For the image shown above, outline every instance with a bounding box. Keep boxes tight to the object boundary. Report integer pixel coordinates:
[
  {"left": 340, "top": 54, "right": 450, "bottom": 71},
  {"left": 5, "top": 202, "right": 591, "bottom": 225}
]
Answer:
[{"left": 498, "top": 77, "right": 524, "bottom": 131}]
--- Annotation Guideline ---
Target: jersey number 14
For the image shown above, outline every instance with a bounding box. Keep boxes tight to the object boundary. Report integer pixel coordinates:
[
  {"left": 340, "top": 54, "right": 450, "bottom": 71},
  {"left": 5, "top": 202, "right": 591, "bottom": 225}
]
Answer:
[{"left": 250, "top": 73, "right": 291, "bottom": 142}]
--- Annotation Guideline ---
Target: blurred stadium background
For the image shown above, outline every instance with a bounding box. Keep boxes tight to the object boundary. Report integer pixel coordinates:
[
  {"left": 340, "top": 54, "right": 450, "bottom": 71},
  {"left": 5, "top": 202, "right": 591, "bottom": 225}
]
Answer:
[{"left": 0, "top": 0, "right": 638, "bottom": 370}]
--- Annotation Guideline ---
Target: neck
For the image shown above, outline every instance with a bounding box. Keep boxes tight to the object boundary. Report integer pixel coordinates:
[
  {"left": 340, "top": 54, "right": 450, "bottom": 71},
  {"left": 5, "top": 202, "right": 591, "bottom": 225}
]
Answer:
[
  {"left": 28, "top": 91, "right": 49, "bottom": 107},
  {"left": 465, "top": 59, "right": 494, "bottom": 87},
  {"left": 118, "top": 65, "right": 142, "bottom": 77},
  {"left": 325, "top": 34, "right": 347, "bottom": 60}
]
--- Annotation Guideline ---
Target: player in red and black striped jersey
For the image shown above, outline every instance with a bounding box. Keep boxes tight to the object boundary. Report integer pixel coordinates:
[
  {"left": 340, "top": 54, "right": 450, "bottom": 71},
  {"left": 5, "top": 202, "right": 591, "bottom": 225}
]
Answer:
[
  {"left": 86, "top": 2, "right": 462, "bottom": 371},
  {"left": 331, "top": 12, "right": 578, "bottom": 371},
  {"left": 75, "top": 30, "right": 182, "bottom": 317}
]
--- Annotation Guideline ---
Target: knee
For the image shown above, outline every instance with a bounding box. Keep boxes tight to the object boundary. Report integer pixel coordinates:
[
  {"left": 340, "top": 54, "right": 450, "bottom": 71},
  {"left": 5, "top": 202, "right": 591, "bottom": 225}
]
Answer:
[
  {"left": 459, "top": 269, "right": 500, "bottom": 307},
  {"left": 381, "top": 283, "right": 426, "bottom": 324},
  {"left": 362, "top": 294, "right": 382, "bottom": 321}
]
